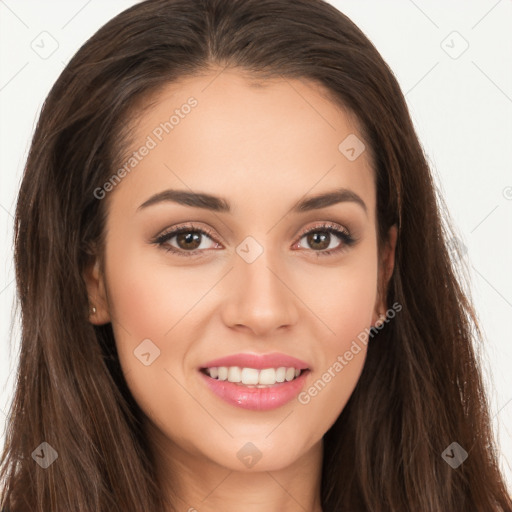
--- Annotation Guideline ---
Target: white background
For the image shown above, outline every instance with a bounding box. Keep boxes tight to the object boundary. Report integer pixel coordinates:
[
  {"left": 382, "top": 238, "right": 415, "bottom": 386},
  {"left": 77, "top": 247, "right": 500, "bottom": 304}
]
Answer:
[{"left": 1, "top": 0, "right": 511, "bottom": 490}]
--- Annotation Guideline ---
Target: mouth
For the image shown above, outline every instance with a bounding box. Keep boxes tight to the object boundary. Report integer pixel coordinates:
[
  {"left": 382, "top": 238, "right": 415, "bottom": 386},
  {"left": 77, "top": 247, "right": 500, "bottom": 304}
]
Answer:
[
  {"left": 198, "top": 366, "right": 311, "bottom": 410},
  {"left": 200, "top": 366, "right": 310, "bottom": 388},
  {"left": 197, "top": 352, "right": 312, "bottom": 410}
]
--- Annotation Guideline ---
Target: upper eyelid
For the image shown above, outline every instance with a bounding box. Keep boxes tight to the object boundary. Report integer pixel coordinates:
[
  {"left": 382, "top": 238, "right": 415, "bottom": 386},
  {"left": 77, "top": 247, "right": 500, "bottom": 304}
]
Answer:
[
  {"left": 297, "top": 222, "right": 350, "bottom": 237},
  {"left": 155, "top": 224, "right": 216, "bottom": 242}
]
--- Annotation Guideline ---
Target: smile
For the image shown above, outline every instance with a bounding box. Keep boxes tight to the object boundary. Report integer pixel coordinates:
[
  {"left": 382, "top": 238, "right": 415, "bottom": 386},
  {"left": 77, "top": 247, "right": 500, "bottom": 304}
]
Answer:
[{"left": 199, "top": 367, "right": 310, "bottom": 411}]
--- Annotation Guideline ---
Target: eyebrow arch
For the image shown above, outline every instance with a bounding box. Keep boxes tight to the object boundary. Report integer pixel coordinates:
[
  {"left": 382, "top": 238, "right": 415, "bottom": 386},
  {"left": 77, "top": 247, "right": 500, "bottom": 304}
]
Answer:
[{"left": 137, "top": 187, "right": 367, "bottom": 216}]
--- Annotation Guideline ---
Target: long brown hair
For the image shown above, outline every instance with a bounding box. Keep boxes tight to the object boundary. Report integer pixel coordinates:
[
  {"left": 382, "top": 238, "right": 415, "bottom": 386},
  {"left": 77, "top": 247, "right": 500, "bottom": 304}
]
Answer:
[{"left": 1, "top": 0, "right": 510, "bottom": 510}]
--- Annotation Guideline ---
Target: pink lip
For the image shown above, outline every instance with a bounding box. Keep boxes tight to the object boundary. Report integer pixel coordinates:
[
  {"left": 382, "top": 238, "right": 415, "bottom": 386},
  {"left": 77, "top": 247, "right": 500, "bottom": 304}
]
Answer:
[
  {"left": 199, "top": 370, "right": 310, "bottom": 411},
  {"left": 200, "top": 352, "right": 311, "bottom": 371}
]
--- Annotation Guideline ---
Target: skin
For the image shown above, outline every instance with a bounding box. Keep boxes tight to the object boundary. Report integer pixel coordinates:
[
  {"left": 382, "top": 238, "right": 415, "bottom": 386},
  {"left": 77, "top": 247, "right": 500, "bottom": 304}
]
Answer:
[{"left": 85, "top": 68, "right": 397, "bottom": 512}]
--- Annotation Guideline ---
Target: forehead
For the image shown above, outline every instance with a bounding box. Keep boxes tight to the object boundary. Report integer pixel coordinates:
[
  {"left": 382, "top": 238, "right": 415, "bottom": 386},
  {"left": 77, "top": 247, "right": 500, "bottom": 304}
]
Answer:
[{"left": 110, "top": 68, "right": 376, "bottom": 219}]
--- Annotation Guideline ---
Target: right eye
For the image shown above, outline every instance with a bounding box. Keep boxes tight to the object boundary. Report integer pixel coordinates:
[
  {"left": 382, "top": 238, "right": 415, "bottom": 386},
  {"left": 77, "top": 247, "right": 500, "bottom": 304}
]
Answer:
[{"left": 153, "top": 223, "right": 223, "bottom": 256}]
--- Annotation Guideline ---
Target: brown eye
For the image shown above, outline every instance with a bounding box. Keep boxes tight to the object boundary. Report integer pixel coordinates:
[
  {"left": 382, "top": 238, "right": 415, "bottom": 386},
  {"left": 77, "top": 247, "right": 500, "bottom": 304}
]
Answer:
[
  {"left": 154, "top": 224, "right": 221, "bottom": 256},
  {"left": 295, "top": 223, "right": 356, "bottom": 257},
  {"left": 304, "top": 231, "right": 332, "bottom": 251},
  {"left": 175, "top": 231, "right": 203, "bottom": 250}
]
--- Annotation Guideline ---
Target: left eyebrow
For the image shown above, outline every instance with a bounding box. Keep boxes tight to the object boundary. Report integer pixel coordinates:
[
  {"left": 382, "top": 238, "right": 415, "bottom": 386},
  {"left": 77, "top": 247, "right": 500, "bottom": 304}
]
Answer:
[
  {"left": 136, "top": 187, "right": 367, "bottom": 216},
  {"left": 291, "top": 188, "right": 367, "bottom": 216}
]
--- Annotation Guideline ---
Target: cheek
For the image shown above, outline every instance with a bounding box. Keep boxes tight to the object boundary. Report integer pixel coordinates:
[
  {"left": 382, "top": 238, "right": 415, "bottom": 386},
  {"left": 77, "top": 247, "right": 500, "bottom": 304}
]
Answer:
[
  {"left": 294, "top": 256, "right": 378, "bottom": 431},
  {"left": 104, "top": 240, "right": 213, "bottom": 342},
  {"left": 103, "top": 251, "right": 203, "bottom": 423},
  {"left": 296, "top": 346, "right": 366, "bottom": 446},
  {"left": 309, "top": 249, "right": 379, "bottom": 349},
  {"left": 295, "top": 294, "right": 372, "bottom": 441}
]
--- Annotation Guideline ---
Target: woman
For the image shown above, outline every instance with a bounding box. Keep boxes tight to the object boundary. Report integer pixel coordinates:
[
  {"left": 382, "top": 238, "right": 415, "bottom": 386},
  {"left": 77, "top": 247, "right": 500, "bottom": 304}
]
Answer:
[{"left": 1, "top": 0, "right": 510, "bottom": 510}]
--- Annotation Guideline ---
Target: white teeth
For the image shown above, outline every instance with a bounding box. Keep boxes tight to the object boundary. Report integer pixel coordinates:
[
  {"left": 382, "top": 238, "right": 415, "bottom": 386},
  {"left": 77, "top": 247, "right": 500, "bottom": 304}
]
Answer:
[
  {"left": 285, "top": 368, "right": 296, "bottom": 381},
  {"left": 228, "top": 366, "right": 242, "bottom": 383},
  {"left": 258, "top": 368, "right": 276, "bottom": 385},
  {"left": 241, "top": 367, "right": 259, "bottom": 385},
  {"left": 204, "top": 366, "right": 304, "bottom": 386}
]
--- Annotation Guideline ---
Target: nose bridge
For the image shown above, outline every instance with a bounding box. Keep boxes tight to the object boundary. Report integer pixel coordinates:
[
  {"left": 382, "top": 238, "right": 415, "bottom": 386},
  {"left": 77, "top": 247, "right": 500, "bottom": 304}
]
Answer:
[{"left": 221, "top": 236, "right": 299, "bottom": 334}]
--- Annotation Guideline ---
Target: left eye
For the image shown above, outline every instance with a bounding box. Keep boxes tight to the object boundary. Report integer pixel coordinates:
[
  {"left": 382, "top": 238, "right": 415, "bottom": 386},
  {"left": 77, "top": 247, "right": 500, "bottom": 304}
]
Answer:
[
  {"left": 297, "top": 229, "right": 342, "bottom": 251},
  {"left": 294, "top": 224, "right": 356, "bottom": 256}
]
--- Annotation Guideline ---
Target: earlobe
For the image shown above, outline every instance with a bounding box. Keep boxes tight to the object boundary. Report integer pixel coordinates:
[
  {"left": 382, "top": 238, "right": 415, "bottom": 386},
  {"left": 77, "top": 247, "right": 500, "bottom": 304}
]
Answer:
[{"left": 83, "top": 257, "right": 111, "bottom": 325}]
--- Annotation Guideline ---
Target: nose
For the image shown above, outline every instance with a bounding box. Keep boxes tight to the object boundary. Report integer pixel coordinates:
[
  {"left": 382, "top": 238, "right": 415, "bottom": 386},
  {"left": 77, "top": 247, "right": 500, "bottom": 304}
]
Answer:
[{"left": 220, "top": 249, "right": 300, "bottom": 337}]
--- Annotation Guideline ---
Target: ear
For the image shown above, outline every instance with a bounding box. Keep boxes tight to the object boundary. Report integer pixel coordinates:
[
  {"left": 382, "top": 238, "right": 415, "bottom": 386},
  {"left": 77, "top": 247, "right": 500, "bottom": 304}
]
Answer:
[
  {"left": 372, "top": 224, "right": 398, "bottom": 326},
  {"left": 83, "top": 256, "right": 111, "bottom": 325}
]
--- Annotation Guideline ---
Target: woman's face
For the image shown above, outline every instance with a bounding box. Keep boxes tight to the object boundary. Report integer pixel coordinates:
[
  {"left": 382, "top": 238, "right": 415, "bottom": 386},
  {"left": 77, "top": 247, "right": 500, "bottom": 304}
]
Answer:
[{"left": 86, "top": 68, "right": 396, "bottom": 473}]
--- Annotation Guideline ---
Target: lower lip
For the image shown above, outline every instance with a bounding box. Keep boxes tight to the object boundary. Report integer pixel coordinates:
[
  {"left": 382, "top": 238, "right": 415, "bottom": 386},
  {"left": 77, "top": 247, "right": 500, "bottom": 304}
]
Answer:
[{"left": 199, "top": 370, "right": 310, "bottom": 411}]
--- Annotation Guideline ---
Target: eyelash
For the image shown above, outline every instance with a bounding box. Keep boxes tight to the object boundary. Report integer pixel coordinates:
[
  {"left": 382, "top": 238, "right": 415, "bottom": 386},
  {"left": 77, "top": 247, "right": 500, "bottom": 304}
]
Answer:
[{"left": 153, "top": 222, "right": 356, "bottom": 258}]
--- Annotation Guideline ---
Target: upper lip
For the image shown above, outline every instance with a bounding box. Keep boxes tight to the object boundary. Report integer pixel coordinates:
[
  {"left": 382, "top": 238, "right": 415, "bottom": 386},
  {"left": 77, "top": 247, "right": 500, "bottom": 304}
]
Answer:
[{"left": 200, "top": 352, "right": 310, "bottom": 370}]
